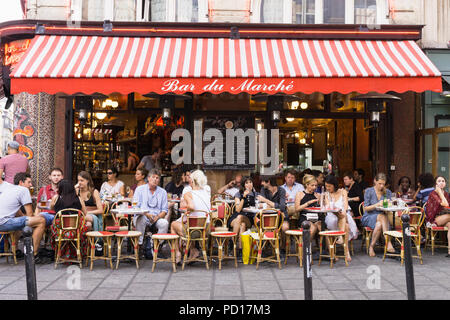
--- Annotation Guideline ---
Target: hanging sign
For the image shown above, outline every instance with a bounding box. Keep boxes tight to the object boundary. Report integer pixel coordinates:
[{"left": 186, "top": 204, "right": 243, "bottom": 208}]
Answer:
[{"left": 4, "top": 39, "right": 31, "bottom": 67}]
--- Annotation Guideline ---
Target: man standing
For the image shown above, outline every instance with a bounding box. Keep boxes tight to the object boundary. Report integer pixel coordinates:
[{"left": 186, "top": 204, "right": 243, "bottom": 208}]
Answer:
[
  {"left": 0, "top": 141, "right": 29, "bottom": 184},
  {"left": 281, "top": 170, "right": 304, "bottom": 221},
  {"left": 217, "top": 174, "right": 243, "bottom": 197},
  {"left": 35, "top": 168, "right": 63, "bottom": 227},
  {"left": 133, "top": 169, "right": 169, "bottom": 253},
  {"left": 0, "top": 173, "right": 46, "bottom": 263},
  {"left": 137, "top": 148, "right": 162, "bottom": 172}
]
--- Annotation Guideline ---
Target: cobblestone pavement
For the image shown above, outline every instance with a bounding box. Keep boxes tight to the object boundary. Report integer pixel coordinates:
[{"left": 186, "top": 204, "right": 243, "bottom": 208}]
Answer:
[{"left": 0, "top": 240, "right": 448, "bottom": 300}]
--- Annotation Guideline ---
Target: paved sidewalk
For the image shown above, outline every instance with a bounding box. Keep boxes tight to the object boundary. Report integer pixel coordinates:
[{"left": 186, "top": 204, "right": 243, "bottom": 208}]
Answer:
[{"left": 0, "top": 241, "right": 448, "bottom": 300}]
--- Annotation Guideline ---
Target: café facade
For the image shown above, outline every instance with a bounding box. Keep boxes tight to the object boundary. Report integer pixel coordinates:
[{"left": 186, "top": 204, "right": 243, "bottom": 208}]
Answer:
[{"left": 0, "top": 20, "right": 442, "bottom": 191}]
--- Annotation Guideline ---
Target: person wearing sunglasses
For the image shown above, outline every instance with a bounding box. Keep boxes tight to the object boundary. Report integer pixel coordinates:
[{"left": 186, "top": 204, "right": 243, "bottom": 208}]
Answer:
[{"left": 100, "top": 167, "right": 125, "bottom": 198}]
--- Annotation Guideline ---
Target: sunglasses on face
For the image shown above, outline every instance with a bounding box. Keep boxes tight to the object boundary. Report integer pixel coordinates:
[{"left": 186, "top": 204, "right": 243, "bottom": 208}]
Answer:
[{"left": 107, "top": 172, "right": 113, "bottom": 175}]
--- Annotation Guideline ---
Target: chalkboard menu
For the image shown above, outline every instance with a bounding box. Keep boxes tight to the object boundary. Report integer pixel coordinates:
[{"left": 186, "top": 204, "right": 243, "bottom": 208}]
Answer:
[{"left": 202, "top": 116, "right": 255, "bottom": 170}]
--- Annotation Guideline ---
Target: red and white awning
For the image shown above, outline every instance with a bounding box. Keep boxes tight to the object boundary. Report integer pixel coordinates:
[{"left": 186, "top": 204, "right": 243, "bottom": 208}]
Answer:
[{"left": 11, "top": 35, "right": 442, "bottom": 94}]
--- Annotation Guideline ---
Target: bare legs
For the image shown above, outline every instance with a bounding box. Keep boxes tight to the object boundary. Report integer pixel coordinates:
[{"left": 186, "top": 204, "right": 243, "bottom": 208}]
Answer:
[
  {"left": 369, "top": 214, "right": 394, "bottom": 257},
  {"left": 230, "top": 215, "right": 251, "bottom": 249},
  {"left": 435, "top": 214, "right": 450, "bottom": 254}
]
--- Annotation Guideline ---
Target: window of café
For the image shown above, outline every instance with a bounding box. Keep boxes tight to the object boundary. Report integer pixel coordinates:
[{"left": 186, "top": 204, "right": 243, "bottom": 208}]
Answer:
[
  {"left": 323, "top": 0, "right": 345, "bottom": 24},
  {"left": 292, "top": 0, "right": 315, "bottom": 24},
  {"left": 260, "top": 0, "right": 284, "bottom": 23},
  {"left": 354, "top": 0, "right": 377, "bottom": 24},
  {"left": 176, "top": 0, "right": 199, "bottom": 22}
]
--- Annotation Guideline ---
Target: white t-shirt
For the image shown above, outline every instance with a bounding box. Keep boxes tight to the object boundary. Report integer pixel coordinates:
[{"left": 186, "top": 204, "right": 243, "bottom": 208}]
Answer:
[
  {"left": 224, "top": 187, "right": 239, "bottom": 198},
  {"left": 100, "top": 180, "right": 125, "bottom": 197},
  {"left": 281, "top": 182, "right": 305, "bottom": 202},
  {"left": 0, "top": 182, "right": 32, "bottom": 225}
]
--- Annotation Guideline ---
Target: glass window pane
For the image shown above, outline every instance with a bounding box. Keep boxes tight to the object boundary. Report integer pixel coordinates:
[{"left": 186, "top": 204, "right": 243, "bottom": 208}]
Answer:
[
  {"left": 176, "top": 0, "right": 198, "bottom": 22},
  {"left": 323, "top": 0, "right": 345, "bottom": 24},
  {"left": 151, "top": 0, "right": 166, "bottom": 21},
  {"left": 438, "top": 133, "right": 450, "bottom": 187},
  {"left": 261, "top": 0, "right": 283, "bottom": 23},
  {"left": 292, "top": 0, "right": 315, "bottom": 24},
  {"left": 354, "top": 0, "right": 377, "bottom": 24}
]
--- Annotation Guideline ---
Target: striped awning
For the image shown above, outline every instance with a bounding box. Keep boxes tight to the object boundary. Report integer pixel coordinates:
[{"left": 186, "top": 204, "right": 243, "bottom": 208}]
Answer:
[{"left": 11, "top": 35, "right": 442, "bottom": 94}]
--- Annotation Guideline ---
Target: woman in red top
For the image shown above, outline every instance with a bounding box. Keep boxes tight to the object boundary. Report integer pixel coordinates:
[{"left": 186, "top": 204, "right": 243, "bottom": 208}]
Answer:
[{"left": 425, "top": 176, "right": 450, "bottom": 257}]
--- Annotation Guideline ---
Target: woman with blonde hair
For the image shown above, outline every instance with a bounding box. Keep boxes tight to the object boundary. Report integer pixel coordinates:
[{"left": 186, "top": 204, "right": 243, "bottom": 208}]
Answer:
[
  {"left": 171, "top": 170, "right": 211, "bottom": 263},
  {"left": 295, "top": 174, "right": 321, "bottom": 239}
]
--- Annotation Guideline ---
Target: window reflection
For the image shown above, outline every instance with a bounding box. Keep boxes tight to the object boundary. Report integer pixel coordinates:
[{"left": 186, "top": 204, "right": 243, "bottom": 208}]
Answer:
[
  {"left": 323, "top": 0, "right": 345, "bottom": 24},
  {"left": 355, "top": 0, "right": 377, "bottom": 24},
  {"left": 292, "top": 0, "right": 315, "bottom": 24}
]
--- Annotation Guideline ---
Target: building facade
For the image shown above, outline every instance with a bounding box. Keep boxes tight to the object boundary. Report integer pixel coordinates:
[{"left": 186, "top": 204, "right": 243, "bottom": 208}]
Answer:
[{"left": 1, "top": 0, "right": 446, "bottom": 190}]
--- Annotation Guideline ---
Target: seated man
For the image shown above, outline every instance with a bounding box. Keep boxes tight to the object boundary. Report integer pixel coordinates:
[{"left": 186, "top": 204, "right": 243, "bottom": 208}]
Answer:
[
  {"left": 35, "top": 168, "right": 63, "bottom": 227},
  {"left": 217, "top": 174, "right": 242, "bottom": 198},
  {"left": 133, "top": 169, "right": 169, "bottom": 255},
  {"left": 257, "top": 176, "right": 289, "bottom": 235},
  {"left": 281, "top": 170, "right": 304, "bottom": 221},
  {"left": 0, "top": 172, "right": 46, "bottom": 263}
]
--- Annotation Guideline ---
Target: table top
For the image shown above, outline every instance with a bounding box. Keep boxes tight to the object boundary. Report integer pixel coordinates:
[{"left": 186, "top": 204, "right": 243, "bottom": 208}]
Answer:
[
  {"left": 110, "top": 208, "right": 148, "bottom": 215},
  {"left": 168, "top": 199, "right": 180, "bottom": 203},
  {"left": 304, "top": 207, "right": 340, "bottom": 214},
  {"left": 104, "top": 197, "right": 133, "bottom": 203},
  {"left": 215, "top": 199, "right": 235, "bottom": 204},
  {"left": 376, "top": 206, "right": 408, "bottom": 212},
  {"left": 242, "top": 207, "right": 278, "bottom": 214}
]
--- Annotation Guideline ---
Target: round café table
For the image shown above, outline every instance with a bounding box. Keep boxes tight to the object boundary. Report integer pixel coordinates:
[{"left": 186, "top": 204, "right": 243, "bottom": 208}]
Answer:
[{"left": 110, "top": 207, "right": 148, "bottom": 254}]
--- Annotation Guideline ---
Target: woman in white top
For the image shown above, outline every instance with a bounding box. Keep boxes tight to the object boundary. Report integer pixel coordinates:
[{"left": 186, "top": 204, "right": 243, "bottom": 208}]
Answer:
[
  {"left": 171, "top": 170, "right": 211, "bottom": 263},
  {"left": 323, "top": 175, "right": 358, "bottom": 262},
  {"left": 100, "top": 167, "right": 125, "bottom": 197}
]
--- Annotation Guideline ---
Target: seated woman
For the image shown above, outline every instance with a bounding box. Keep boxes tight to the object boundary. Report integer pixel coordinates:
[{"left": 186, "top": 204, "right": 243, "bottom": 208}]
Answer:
[
  {"left": 397, "top": 176, "right": 414, "bottom": 199},
  {"left": 228, "top": 177, "right": 257, "bottom": 256},
  {"left": 323, "top": 175, "right": 357, "bottom": 262},
  {"left": 171, "top": 170, "right": 211, "bottom": 264},
  {"left": 128, "top": 168, "right": 148, "bottom": 199},
  {"left": 425, "top": 175, "right": 450, "bottom": 257},
  {"left": 76, "top": 171, "right": 104, "bottom": 232},
  {"left": 294, "top": 174, "right": 321, "bottom": 239},
  {"left": 361, "top": 173, "right": 396, "bottom": 257},
  {"left": 50, "top": 180, "right": 89, "bottom": 261},
  {"left": 100, "top": 167, "right": 125, "bottom": 198}
]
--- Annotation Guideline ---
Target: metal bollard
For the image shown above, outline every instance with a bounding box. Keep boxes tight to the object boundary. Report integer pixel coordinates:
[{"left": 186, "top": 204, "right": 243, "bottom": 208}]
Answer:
[
  {"left": 301, "top": 221, "right": 313, "bottom": 300},
  {"left": 401, "top": 214, "right": 415, "bottom": 300},
  {"left": 23, "top": 226, "right": 38, "bottom": 300}
]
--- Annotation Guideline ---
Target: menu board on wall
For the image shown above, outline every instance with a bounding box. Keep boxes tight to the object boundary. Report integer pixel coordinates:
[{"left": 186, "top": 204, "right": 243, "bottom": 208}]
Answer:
[{"left": 202, "top": 116, "right": 255, "bottom": 170}]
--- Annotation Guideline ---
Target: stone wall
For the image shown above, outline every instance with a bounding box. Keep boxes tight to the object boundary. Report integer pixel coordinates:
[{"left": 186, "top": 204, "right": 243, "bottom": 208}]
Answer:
[{"left": 14, "top": 93, "right": 55, "bottom": 189}]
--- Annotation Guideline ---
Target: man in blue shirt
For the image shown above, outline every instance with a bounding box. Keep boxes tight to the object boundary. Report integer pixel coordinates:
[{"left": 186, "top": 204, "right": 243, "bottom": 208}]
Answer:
[{"left": 133, "top": 169, "right": 169, "bottom": 247}]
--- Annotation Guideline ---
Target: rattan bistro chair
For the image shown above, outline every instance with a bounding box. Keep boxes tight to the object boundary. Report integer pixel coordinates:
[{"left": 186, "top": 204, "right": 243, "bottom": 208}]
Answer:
[
  {"left": 284, "top": 229, "right": 303, "bottom": 267},
  {"left": 0, "top": 232, "right": 17, "bottom": 264},
  {"left": 383, "top": 206, "right": 426, "bottom": 265},
  {"left": 107, "top": 200, "right": 133, "bottom": 231},
  {"left": 181, "top": 210, "right": 210, "bottom": 270},
  {"left": 424, "top": 203, "right": 449, "bottom": 255},
  {"left": 54, "top": 209, "right": 86, "bottom": 269},
  {"left": 252, "top": 209, "right": 284, "bottom": 270},
  {"left": 210, "top": 200, "right": 232, "bottom": 232}
]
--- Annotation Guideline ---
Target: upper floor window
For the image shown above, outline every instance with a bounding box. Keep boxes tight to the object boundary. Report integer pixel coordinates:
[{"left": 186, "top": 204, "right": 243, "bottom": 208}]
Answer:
[
  {"left": 260, "top": 0, "right": 284, "bottom": 23},
  {"left": 323, "top": 0, "right": 345, "bottom": 24},
  {"left": 176, "top": 0, "right": 198, "bottom": 22},
  {"left": 354, "top": 0, "right": 376, "bottom": 24},
  {"left": 292, "top": 0, "right": 315, "bottom": 24}
]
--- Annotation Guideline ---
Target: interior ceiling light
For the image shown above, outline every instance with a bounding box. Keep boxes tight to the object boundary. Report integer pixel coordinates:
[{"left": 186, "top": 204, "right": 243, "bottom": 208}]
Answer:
[
  {"left": 300, "top": 138, "right": 306, "bottom": 144},
  {"left": 300, "top": 102, "right": 308, "bottom": 110},
  {"left": 290, "top": 101, "right": 299, "bottom": 110},
  {"left": 95, "top": 112, "right": 107, "bottom": 120},
  {"left": 102, "top": 99, "right": 119, "bottom": 109}
]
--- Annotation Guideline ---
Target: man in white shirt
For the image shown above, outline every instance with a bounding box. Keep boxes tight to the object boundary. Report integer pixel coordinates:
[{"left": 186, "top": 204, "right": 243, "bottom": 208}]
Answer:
[
  {"left": 0, "top": 173, "right": 46, "bottom": 258},
  {"left": 133, "top": 169, "right": 169, "bottom": 247},
  {"left": 281, "top": 170, "right": 304, "bottom": 221},
  {"left": 217, "top": 174, "right": 242, "bottom": 198}
]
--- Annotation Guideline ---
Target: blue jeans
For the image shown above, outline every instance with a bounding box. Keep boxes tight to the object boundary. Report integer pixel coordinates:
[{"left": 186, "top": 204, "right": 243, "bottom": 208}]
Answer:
[
  {"left": 40, "top": 212, "right": 55, "bottom": 227},
  {"left": 0, "top": 216, "right": 28, "bottom": 231}
]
